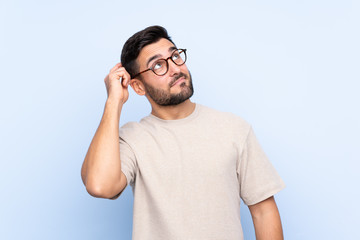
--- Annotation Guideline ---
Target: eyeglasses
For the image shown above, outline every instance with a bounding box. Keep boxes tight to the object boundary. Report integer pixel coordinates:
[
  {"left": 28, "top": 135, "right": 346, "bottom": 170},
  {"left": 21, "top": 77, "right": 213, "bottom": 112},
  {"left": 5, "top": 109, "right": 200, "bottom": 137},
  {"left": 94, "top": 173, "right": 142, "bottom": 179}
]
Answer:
[{"left": 132, "top": 48, "right": 187, "bottom": 78}]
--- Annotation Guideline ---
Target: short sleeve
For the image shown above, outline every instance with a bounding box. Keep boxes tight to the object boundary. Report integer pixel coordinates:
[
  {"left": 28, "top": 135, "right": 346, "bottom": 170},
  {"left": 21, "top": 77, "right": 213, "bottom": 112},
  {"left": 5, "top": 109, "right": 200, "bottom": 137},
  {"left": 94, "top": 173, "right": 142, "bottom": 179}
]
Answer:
[
  {"left": 119, "top": 136, "right": 138, "bottom": 188},
  {"left": 237, "top": 126, "right": 285, "bottom": 206}
]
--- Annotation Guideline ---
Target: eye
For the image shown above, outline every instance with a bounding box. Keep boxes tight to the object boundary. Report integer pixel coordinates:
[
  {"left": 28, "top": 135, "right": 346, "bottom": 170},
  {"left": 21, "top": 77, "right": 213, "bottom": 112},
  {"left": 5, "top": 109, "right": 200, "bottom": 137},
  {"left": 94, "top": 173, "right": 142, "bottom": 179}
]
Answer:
[
  {"left": 153, "top": 61, "right": 163, "bottom": 70},
  {"left": 172, "top": 53, "right": 180, "bottom": 60}
]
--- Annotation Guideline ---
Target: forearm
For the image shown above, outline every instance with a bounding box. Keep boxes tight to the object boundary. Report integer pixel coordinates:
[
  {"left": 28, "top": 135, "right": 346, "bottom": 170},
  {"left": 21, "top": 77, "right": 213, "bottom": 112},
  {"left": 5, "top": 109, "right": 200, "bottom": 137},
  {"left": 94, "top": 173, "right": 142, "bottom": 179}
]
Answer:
[
  {"left": 249, "top": 197, "right": 284, "bottom": 240},
  {"left": 81, "top": 99, "right": 123, "bottom": 198},
  {"left": 252, "top": 210, "right": 283, "bottom": 239}
]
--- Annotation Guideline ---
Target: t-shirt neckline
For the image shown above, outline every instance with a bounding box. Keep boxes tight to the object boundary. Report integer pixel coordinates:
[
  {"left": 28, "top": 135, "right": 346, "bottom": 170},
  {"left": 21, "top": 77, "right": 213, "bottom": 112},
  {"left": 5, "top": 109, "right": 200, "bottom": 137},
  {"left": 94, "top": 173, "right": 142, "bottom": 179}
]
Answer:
[{"left": 147, "top": 103, "right": 200, "bottom": 125}]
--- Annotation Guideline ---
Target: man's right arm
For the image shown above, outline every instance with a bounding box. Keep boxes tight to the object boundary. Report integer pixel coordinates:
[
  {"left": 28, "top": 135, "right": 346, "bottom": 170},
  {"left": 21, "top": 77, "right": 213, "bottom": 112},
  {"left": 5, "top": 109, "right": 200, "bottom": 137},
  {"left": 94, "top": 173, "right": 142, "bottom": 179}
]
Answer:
[{"left": 81, "top": 63, "right": 131, "bottom": 199}]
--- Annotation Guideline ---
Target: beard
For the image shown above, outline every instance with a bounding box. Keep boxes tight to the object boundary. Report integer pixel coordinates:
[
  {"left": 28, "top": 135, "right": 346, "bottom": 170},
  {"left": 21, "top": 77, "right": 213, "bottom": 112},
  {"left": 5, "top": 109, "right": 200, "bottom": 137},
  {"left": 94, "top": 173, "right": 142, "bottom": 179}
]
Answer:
[{"left": 143, "top": 71, "right": 194, "bottom": 106}]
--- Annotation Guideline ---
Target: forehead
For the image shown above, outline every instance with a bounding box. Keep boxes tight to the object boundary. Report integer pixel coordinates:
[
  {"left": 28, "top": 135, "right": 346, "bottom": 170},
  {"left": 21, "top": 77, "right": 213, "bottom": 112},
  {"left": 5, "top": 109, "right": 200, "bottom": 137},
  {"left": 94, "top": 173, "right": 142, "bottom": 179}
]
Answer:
[{"left": 137, "top": 38, "right": 176, "bottom": 67}]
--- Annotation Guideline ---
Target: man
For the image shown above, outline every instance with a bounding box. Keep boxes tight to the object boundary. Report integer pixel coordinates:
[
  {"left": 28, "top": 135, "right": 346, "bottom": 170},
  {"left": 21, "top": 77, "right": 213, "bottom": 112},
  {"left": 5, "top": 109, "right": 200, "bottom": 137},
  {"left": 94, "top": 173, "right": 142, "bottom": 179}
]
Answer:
[{"left": 81, "top": 25, "right": 285, "bottom": 240}]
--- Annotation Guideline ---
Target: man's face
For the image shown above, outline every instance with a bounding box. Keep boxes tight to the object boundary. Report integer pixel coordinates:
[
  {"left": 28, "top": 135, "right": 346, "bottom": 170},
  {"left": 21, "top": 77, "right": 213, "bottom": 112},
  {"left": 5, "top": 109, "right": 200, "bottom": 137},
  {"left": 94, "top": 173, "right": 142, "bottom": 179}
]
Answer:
[{"left": 135, "top": 38, "right": 194, "bottom": 106}]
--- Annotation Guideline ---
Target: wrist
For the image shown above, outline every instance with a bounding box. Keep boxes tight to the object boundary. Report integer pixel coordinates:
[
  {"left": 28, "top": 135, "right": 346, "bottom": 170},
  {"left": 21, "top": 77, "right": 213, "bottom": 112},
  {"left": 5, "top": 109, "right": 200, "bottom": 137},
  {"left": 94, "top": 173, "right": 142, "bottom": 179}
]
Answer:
[
  {"left": 106, "top": 97, "right": 123, "bottom": 107},
  {"left": 105, "top": 98, "right": 123, "bottom": 119}
]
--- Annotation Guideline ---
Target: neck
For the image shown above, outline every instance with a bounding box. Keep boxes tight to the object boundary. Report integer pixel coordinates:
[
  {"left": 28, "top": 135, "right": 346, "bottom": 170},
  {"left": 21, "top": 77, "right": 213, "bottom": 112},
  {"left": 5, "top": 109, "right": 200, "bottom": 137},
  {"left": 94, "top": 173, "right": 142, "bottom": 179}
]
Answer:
[{"left": 150, "top": 99, "right": 196, "bottom": 120}]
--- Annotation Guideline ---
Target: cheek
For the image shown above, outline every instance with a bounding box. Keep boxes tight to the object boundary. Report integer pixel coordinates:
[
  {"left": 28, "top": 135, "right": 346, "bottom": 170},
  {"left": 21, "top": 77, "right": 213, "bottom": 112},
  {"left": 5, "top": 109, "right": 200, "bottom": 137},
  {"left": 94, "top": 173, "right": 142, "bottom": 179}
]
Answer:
[
  {"left": 149, "top": 77, "right": 171, "bottom": 90},
  {"left": 157, "top": 75, "right": 171, "bottom": 84},
  {"left": 181, "top": 65, "right": 190, "bottom": 75}
]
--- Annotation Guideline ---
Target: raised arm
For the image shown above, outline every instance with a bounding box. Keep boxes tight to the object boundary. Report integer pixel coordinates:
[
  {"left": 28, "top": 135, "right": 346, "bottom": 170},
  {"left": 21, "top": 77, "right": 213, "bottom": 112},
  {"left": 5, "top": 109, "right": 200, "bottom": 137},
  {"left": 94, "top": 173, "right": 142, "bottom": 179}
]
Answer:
[
  {"left": 81, "top": 63, "right": 131, "bottom": 199},
  {"left": 248, "top": 196, "right": 284, "bottom": 240}
]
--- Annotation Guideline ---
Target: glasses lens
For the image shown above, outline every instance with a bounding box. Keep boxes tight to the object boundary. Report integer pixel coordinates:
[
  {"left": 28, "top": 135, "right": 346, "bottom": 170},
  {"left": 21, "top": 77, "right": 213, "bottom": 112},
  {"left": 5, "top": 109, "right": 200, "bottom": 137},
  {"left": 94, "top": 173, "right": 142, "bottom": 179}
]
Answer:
[
  {"left": 172, "top": 49, "right": 186, "bottom": 66},
  {"left": 152, "top": 59, "right": 168, "bottom": 75},
  {"left": 151, "top": 49, "right": 187, "bottom": 76}
]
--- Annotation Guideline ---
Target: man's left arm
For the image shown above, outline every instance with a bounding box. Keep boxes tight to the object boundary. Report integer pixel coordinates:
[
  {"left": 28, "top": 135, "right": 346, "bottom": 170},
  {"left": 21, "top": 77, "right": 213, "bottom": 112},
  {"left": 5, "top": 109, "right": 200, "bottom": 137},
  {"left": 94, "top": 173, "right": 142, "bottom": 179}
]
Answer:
[{"left": 248, "top": 196, "right": 284, "bottom": 240}]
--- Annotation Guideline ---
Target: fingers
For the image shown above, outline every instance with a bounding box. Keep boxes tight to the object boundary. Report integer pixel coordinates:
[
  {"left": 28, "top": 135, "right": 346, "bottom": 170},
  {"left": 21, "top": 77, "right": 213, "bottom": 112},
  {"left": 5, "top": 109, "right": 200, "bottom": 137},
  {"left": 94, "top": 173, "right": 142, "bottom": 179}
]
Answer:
[
  {"left": 109, "top": 65, "right": 131, "bottom": 87},
  {"left": 117, "top": 69, "right": 131, "bottom": 88}
]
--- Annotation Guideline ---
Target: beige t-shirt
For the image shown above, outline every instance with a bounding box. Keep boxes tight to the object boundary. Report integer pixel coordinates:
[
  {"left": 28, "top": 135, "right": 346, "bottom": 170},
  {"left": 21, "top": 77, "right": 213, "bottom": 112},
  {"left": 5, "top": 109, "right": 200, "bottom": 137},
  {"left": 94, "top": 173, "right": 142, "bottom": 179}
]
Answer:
[{"left": 119, "top": 103, "right": 285, "bottom": 240}]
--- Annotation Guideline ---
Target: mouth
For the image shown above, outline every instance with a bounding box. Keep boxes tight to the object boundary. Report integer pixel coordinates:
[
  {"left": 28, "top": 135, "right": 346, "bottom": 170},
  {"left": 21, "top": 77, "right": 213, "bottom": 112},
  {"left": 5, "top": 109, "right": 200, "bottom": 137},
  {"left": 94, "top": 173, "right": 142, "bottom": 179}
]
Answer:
[
  {"left": 171, "top": 77, "right": 185, "bottom": 87},
  {"left": 170, "top": 74, "right": 187, "bottom": 87}
]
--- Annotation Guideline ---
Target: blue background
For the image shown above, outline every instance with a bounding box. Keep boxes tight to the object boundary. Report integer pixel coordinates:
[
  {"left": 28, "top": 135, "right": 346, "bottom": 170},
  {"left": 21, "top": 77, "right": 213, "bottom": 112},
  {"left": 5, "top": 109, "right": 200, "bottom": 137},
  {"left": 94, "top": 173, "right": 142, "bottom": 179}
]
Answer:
[{"left": 1, "top": 0, "right": 359, "bottom": 239}]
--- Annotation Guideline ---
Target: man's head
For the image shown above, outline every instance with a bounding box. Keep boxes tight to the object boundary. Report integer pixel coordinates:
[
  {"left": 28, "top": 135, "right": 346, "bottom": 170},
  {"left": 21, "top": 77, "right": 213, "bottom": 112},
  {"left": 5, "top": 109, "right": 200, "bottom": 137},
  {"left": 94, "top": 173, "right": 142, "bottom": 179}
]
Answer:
[
  {"left": 121, "top": 25, "right": 194, "bottom": 106},
  {"left": 121, "top": 26, "right": 174, "bottom": 79}
]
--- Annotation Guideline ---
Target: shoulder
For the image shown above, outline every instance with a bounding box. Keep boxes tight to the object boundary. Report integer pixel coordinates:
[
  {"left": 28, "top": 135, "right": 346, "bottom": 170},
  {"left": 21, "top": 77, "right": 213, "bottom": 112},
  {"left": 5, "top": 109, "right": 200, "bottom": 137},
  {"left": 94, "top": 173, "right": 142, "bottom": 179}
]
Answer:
[
  {"left": 119, "top": 115, "right": 158, "bottom": 141},
  {"left": 119, "top": 121, "right": 142, "bottom": 132},
  {"left": 119, "top": 121, "right": 144, "bottom": 141},
  {"left": 197, "top": 104, "right": 252, "bottom": 144},
  {"left": 198, "top": 104, "right": 251, "bottom": 129}
]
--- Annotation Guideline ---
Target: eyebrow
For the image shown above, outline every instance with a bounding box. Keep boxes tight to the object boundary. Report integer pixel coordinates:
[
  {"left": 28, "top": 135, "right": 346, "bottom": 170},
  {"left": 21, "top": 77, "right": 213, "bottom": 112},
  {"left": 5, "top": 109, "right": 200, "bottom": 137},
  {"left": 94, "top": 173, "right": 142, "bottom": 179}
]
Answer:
[{"left": 146, "top": 46, "right": 178, "bottom": 67}]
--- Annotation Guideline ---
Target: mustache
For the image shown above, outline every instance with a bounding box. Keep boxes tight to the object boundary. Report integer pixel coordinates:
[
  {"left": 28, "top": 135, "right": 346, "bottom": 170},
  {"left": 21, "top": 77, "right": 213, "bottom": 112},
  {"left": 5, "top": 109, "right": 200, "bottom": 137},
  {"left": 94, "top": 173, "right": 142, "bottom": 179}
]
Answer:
[{"left": 169, "top": 72, "right": 187, "bottom": 87}]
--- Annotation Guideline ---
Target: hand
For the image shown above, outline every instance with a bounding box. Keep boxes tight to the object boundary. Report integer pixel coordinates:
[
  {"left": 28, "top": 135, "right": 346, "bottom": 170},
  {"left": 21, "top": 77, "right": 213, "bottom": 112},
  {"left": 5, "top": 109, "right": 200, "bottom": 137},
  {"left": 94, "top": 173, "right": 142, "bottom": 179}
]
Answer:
[{"left": 104, "top": 63, "right": 131, "bottom": 104}]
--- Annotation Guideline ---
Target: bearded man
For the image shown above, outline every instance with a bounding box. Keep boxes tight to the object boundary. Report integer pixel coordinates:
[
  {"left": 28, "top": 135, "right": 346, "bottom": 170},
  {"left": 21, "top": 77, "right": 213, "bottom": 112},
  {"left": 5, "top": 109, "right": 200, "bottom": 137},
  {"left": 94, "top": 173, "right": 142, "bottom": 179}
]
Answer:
[{"left": 81, "top": 25, "right": 285, "bottom": 240}]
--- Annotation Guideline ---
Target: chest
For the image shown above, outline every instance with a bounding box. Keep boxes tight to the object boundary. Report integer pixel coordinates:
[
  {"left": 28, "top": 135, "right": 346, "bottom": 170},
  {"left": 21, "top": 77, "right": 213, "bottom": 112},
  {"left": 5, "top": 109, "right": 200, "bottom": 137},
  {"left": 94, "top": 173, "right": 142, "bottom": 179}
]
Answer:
[{"left": 133, "top": 124, "right": 239, "bottom": 187}]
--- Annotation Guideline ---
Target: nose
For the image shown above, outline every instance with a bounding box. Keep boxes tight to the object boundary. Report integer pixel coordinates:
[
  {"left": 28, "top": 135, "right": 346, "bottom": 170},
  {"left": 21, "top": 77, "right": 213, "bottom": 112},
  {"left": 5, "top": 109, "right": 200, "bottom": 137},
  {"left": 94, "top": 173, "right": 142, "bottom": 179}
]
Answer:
[{"left": 167, "top": 58, "right": 181, "bottom": 76}]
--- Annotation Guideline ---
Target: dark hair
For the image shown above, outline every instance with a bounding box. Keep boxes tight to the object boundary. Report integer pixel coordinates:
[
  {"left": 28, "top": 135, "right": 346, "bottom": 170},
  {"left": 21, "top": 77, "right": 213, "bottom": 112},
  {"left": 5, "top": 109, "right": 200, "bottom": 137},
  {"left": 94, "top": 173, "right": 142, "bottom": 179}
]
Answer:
[{"left": 121, "top": 25, "right": 175, "bottom": 78}]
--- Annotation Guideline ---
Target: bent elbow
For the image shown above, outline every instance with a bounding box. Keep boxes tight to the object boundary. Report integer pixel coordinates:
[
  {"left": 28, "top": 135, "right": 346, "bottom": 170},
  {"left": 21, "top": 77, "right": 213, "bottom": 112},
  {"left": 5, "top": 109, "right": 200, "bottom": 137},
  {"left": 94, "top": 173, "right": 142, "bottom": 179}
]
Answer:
[{"left": 85, "top": 182, "right": 117, "bottom": 199}]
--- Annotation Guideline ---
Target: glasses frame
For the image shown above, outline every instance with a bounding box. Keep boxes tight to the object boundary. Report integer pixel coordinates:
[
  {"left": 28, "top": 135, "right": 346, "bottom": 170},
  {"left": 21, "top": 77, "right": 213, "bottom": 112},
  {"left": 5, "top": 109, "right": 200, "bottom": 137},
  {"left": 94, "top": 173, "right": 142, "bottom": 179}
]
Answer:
[{"left": 132, "top": 48, "right": 187, "bottom": 79}]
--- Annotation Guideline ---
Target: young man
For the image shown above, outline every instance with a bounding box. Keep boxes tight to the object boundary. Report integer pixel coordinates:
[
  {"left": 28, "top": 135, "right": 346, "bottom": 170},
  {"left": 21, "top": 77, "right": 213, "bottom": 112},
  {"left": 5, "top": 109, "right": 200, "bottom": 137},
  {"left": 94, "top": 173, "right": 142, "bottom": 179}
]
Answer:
[{"left": 81, "top": 25, "right": 285, "bottom": 240}]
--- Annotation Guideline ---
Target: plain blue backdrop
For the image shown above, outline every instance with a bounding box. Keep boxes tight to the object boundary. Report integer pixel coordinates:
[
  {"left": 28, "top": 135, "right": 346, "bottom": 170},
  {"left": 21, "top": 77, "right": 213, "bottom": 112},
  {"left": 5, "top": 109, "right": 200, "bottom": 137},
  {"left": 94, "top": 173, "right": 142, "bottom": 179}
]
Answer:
[{"left": 1, "top": 0, "right": 359, "bottom": 239}]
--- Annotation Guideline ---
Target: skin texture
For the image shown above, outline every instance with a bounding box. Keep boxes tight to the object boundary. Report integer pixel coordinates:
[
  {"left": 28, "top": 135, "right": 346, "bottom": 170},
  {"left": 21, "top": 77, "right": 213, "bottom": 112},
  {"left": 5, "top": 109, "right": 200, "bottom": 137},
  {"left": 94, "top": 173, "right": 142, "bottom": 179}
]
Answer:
[
  {"left": 81, "top": 37, "right": 284, "bottom": 238},
  {"left": 248, "top": 196, "right": 284, "bottom": 240}
]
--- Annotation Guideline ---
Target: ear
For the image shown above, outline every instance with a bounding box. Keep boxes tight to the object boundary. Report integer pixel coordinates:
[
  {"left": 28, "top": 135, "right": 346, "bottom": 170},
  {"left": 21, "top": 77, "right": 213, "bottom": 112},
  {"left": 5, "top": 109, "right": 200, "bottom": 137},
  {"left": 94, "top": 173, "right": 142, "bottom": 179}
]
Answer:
[{"left": 130, "top": 79, "right": 146, "bottom": 96}]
